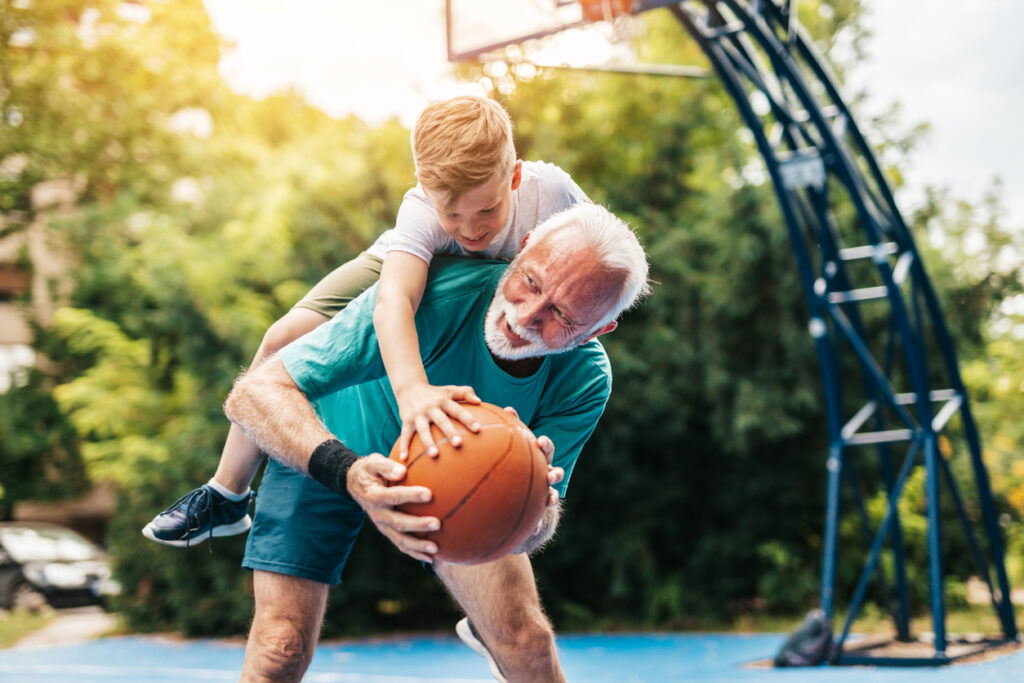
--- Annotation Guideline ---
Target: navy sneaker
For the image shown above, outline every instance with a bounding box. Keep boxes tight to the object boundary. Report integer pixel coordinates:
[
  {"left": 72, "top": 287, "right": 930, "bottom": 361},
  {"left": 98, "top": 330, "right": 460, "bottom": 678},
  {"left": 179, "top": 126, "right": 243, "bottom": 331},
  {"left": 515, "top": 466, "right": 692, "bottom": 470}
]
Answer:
[
  {"left": 142, "top": 485, "right": 252, "bottom": 548},
  {"left": 456, "top": 617, "right": 507, "bottom": 683}
]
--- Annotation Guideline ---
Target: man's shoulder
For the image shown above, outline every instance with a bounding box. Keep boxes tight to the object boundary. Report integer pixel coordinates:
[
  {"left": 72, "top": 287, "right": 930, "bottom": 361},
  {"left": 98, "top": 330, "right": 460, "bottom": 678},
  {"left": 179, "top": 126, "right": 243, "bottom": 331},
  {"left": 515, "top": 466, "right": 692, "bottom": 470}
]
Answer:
[
  {"left": 420, "top": 256, "right": 506, "bottom": 305},
  {"left": 548, "top": 340, "right": 612, "bottom": 391}
]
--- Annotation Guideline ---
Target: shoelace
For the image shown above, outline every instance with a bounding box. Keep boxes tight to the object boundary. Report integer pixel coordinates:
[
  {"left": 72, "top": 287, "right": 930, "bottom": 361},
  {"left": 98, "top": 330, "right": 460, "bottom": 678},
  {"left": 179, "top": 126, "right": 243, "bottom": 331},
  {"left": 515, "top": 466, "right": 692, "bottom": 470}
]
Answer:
[{"left": 159, "top": 487, "right": 213, "bottom": 550}]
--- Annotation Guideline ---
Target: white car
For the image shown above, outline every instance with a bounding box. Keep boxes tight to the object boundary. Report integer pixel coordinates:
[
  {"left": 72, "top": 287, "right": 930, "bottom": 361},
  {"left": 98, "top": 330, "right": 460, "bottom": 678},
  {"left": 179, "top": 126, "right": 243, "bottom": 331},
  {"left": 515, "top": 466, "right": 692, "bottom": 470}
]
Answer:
[{"left": 0, "top": 522, "right": 120, "bottom": 610}]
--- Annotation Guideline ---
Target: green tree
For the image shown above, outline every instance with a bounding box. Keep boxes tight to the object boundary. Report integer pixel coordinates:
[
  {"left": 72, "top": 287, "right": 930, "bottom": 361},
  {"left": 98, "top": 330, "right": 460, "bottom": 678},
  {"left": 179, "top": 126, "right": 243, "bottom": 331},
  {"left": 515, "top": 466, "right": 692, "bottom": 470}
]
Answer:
[{"left": 0, "top": 367, "right": 85, "bottom": 519}]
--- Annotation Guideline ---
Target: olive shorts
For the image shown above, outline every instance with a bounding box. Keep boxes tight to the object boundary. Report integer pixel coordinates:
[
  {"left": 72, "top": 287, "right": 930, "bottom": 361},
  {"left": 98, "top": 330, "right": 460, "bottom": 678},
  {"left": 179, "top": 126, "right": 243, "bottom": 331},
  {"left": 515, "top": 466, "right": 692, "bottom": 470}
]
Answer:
[{"left": 292, "top": 251, "right": 384, "bottom": 319}]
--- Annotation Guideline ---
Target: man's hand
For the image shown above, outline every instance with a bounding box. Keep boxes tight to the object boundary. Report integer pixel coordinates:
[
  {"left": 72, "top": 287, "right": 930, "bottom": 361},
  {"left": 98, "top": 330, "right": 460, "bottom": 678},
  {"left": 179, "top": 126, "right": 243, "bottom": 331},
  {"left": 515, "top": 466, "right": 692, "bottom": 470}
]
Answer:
[
  {"left": 508, "top": 425, "right": 564, "bottom": 556},
  {"left": 394, "top": 382, "right": 482, "bottom": 460},
  {"left": 346, "top": 454, "right": 441, "bottom": 562},
  {"left": 536, "top": 434, "right": 564, "bottom": 510},
  {"left": 502, "top": 407, "right": 563, "bottom": 530}
]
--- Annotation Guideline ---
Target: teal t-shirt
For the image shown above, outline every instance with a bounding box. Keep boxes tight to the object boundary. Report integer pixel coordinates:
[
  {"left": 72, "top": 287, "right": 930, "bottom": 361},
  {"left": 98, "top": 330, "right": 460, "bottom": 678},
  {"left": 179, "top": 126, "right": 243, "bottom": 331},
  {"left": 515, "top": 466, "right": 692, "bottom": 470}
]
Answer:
[{"left": 278, "top": 256, "right": 612, "bottom": 496}]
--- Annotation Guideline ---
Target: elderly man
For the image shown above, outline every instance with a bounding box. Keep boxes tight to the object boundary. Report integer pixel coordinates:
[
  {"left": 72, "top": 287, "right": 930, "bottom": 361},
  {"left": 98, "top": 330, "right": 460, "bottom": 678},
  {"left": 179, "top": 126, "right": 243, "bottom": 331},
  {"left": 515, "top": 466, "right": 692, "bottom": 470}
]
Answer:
[{"left": 224, "top": 203, "right": 650, "bottom": 682}]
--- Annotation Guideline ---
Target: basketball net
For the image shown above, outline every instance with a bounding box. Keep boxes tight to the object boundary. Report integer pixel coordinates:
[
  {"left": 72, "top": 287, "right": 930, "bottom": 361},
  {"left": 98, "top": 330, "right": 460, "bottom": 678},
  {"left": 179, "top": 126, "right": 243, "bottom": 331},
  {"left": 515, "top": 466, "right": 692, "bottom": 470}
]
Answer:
[{"left": 514, "top": 1, "right": 646, "bottom": 70}]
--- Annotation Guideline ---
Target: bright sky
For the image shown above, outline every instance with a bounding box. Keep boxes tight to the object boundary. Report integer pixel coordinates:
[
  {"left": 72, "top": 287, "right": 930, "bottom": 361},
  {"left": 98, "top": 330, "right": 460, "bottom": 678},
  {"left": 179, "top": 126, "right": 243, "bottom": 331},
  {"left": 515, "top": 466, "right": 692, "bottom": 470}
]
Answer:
[{"left": 202, "top": 0, "right": 1023, "bottom": 228}]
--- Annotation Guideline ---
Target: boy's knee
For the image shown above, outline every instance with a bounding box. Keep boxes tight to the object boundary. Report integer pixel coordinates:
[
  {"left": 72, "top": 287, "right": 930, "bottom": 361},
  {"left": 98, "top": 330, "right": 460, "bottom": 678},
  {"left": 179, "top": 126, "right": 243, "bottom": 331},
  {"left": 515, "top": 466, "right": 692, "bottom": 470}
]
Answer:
[
  {"left": 260, "top": 318, "right": 301, "bottom": 358},
  {"left": 256, "top": 309, "right": 325, "bottom": 362}
]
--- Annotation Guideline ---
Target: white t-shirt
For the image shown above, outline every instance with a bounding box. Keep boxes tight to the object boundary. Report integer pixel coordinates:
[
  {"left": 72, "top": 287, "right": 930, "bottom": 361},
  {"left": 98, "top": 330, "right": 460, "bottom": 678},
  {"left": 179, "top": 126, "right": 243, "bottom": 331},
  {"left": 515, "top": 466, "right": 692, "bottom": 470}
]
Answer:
[{"left": 366, "top": 161, "right": 589, "bottom": 263}]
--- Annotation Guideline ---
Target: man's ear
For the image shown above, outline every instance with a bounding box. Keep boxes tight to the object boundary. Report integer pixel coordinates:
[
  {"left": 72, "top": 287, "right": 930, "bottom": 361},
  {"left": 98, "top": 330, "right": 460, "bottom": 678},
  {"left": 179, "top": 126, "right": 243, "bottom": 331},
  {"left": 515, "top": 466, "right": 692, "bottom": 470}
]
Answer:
[
  {"left": 518, "top": 230, "right": 531, "bottom": 254},
  {"left": 583, "top": 321, "right": 617, "bottom": 343},
  {"left": 509, "top": 160, "right": 523, "bottom": 191}
]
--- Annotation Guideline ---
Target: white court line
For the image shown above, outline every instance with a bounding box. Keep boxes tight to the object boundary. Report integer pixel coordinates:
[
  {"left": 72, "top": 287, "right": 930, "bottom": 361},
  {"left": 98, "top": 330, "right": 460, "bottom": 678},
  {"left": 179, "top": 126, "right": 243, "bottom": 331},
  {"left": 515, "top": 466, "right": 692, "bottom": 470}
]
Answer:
[{"left": 0, "top": 663, "right": 490, "bottom": 683}]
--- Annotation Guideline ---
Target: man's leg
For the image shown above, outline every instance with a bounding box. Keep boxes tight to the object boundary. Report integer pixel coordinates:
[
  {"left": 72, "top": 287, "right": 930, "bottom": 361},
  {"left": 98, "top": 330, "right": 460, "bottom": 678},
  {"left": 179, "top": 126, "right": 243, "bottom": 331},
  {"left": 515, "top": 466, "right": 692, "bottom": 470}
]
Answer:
[
  {"left": 435, "top": 554, "right": 564, "bottom": 683},
  {"left": 241, "top": 570, "right": 329, "bottom": 682}
]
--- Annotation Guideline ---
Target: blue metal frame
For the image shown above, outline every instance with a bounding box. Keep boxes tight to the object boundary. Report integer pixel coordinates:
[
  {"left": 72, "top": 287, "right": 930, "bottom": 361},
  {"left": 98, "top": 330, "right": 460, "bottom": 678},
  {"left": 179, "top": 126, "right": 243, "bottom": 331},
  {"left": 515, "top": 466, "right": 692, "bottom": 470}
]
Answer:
[
  {"left": 664, "top": 1, "right": 1017, "bottom": 663},
  {"left": 445, "top": 0, "right": 1018, "bottom": 665}
]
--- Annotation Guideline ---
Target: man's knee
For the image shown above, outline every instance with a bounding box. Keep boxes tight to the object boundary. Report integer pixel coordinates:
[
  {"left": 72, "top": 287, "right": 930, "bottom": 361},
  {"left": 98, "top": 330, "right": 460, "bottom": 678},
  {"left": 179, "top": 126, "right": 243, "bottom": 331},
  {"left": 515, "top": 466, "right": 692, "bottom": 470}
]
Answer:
[
  {"left": 248, "top": 615, "right": 317, "bottom": 678},
  {"left": 492, "top": 607, "right": 555, "bottom": 655},
  {"left": 244, "top": 571, "right": 327, "bottom": 681}
]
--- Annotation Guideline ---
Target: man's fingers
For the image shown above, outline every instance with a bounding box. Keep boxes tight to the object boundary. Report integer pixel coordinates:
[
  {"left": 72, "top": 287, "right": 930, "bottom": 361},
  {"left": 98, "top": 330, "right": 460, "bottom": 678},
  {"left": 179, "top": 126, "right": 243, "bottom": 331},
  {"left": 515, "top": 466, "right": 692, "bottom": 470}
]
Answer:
[
  {"left": 360, "top": 453, "right": 407, "bottom": 482},
  {"left": 374, "top": 504, "right": 439, "bottom": 534},
  {"left": 547, "top": 487, "right": 560, "bottom": 508},
  {"left": 353, "top": 454, "right": 442, "bottom": 563},
  {"left": 502, "top": 405, "right": 519, "bottom": 420},
  {"left": 537, "top": 435, "right": 554, "bottom": 463},
  {"left": 369, "top": 483, "right": 432, "bottom": 508},
  {"left": 374, "top": 516, "right": 439, "bottom": 562},
  {"left": 547, "top": 466, "right": 564, "bottom": 486}
]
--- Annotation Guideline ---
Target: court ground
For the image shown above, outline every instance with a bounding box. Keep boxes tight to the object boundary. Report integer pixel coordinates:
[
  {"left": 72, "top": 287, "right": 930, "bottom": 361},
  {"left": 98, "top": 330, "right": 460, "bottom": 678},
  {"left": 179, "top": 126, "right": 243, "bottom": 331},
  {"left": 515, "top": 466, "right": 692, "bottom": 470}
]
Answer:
[{"left": 2, "top": 629, "right": 1023, "bottom": 682}]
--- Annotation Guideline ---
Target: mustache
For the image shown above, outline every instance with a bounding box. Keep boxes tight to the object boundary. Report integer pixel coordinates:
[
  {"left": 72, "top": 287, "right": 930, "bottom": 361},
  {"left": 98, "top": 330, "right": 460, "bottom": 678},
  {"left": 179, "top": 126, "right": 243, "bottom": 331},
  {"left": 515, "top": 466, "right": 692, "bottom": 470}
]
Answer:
[{"left": 501, "top": 300, "right": 544, "bottom": 345}]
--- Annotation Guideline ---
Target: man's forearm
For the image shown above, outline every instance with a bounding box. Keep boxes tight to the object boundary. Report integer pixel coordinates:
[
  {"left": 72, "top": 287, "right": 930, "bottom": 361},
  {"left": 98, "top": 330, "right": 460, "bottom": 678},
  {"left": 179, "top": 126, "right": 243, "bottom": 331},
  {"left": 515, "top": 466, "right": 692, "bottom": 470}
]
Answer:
[{"left": 223, "top": 355, "right": 333, "bottom": 473}]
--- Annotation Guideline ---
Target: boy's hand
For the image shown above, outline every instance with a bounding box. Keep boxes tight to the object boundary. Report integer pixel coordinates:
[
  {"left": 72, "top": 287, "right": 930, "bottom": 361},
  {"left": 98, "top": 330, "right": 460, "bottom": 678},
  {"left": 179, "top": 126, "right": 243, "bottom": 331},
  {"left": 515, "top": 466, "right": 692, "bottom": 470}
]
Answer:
[{"left": 396, "top": 382, "right": 482, "bottom": 460}]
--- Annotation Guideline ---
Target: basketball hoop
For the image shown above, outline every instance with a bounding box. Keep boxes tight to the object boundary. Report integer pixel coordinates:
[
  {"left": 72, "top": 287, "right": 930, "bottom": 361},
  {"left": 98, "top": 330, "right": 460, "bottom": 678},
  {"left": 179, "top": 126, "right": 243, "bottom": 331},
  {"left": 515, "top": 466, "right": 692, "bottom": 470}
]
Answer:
[
  {"left": 447, "top": 0, "right": 650, "bottom": 72},
  {"left": 578, "top": 0, "right": 635, "bottom": 22}
]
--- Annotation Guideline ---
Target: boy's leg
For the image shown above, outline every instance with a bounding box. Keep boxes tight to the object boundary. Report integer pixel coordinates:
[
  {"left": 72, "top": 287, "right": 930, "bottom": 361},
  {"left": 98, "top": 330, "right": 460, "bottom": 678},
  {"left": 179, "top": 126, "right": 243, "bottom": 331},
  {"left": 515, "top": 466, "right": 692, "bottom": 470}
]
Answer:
[
  {"left": 142, "top": 306, "right": 329, "bottom": 548},
  {"left": 143, "top": 252, "right": 383, "bottom": 547},
  {"left": 211, "top": 250, "right": 383, "bottom": 493},
  {"left": 435, "top": 554, "right": 565, "bottom": 683},
  {"left": 213, "top": 307, "right": 330, "bottom": 493}
]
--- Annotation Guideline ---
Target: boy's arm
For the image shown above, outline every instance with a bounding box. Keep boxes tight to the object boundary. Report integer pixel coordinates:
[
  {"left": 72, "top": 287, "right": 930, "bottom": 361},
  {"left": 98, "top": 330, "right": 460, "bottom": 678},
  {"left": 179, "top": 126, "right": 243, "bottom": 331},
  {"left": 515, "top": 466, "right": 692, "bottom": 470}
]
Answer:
[{"left": 373, "top": 251, "right": 482, "bottom": 459}]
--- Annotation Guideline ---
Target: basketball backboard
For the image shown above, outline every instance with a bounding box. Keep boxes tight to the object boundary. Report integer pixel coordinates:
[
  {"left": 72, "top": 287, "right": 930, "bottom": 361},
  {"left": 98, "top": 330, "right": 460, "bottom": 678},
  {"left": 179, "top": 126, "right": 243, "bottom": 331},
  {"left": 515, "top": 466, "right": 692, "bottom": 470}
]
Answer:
[{"left": 445, "top": 0, "right": 705, "bottom": 77}]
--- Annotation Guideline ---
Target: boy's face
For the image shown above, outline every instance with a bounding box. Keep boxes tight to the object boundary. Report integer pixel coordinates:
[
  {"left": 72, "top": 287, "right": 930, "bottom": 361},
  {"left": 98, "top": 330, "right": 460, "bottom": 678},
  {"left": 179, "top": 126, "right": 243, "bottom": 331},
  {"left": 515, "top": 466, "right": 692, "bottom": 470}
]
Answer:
[{"left": 425, "top": 161, "right": 523, "bottom": 252}]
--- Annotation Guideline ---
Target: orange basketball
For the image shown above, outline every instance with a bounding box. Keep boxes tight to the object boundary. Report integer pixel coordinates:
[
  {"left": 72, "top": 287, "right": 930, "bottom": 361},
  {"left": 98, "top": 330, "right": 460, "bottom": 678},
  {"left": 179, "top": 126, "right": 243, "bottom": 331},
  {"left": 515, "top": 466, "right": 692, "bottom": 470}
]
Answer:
[{"left": 388, "top": 402, "right": 549, "bottom": 565}]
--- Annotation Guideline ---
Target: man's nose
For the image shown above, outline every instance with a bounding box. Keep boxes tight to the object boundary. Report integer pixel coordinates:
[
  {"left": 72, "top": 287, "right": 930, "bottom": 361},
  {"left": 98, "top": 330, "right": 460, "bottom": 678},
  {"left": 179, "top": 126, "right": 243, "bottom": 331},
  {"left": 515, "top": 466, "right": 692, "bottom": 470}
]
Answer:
[{"left": 516, "top": 296, "right": 546, "bottom": 329}]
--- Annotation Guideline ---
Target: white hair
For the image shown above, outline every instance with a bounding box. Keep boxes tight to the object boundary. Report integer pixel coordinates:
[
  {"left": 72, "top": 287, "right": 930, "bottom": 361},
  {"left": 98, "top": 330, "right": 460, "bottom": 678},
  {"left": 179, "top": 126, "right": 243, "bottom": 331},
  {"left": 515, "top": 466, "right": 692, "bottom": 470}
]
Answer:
[{"left": 521, "top": 203, "right": 652, "bottom": 326}]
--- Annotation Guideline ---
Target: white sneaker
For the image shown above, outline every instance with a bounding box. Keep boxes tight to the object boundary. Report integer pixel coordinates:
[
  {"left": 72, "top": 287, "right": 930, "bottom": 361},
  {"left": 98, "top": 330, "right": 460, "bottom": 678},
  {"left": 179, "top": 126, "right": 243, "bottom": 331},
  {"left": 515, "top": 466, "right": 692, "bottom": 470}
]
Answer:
[{"left": 456, "top": 617, "right": 508, "bottom": 683}]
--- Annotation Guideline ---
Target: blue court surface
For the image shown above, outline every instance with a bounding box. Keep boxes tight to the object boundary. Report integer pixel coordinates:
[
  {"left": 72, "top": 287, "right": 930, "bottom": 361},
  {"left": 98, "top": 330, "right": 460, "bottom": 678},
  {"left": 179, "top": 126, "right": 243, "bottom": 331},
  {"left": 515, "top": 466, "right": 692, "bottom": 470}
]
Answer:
[{"left": 1, "top": 632, "right": 1023, "bottom": 682}]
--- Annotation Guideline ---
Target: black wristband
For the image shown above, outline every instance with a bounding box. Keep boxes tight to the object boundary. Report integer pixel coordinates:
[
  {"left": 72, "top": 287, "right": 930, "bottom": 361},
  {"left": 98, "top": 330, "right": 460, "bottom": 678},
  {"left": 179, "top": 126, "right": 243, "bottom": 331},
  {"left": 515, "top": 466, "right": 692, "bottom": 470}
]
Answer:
[{"left": 308, "top": 439, "right": 360, "bottom": 499}]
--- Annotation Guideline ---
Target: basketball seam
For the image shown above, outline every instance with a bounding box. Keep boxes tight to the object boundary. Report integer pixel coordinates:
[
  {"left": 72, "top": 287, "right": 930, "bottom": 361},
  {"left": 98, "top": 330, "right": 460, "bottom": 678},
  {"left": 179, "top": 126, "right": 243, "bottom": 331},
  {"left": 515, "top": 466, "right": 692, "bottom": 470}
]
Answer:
[
  {"left": 478, "top": 441, "right": 539, "bottom": 562},
  {"left": 439, "top": 424, "right": 516, "bottom": 524}
]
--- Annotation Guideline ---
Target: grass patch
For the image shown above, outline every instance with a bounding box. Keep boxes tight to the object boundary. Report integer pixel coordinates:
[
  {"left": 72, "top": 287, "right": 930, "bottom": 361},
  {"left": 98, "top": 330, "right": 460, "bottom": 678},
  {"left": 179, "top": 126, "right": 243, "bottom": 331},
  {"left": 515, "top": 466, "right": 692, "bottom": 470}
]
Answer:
[
  {"left": 0, "top": 609, "right": 56, "bottom": 648},
  {"left": 835, "top": 604, "right": 1024, "bottom": 636},
  {"left": 720, "top": 605, "right": 1024, "bottom": 637},
  {"left": 575, "top": 605, "right": 1024, "bottom": 637}
]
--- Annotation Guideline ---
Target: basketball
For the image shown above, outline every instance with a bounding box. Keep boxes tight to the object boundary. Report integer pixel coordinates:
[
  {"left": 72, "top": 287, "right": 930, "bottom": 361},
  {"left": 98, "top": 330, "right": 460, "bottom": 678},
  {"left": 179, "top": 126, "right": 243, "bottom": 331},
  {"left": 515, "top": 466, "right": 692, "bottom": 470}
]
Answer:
[{"left": 388, "top": 402, "right": 549, "bottom": 565}]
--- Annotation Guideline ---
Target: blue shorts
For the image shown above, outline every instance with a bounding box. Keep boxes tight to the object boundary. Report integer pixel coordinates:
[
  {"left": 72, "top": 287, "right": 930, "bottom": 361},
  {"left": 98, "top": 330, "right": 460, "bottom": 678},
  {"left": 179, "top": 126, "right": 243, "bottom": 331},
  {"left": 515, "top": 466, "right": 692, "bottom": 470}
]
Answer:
[{"left": 242, "top": 459, "right": 366, "bottom": 585}]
